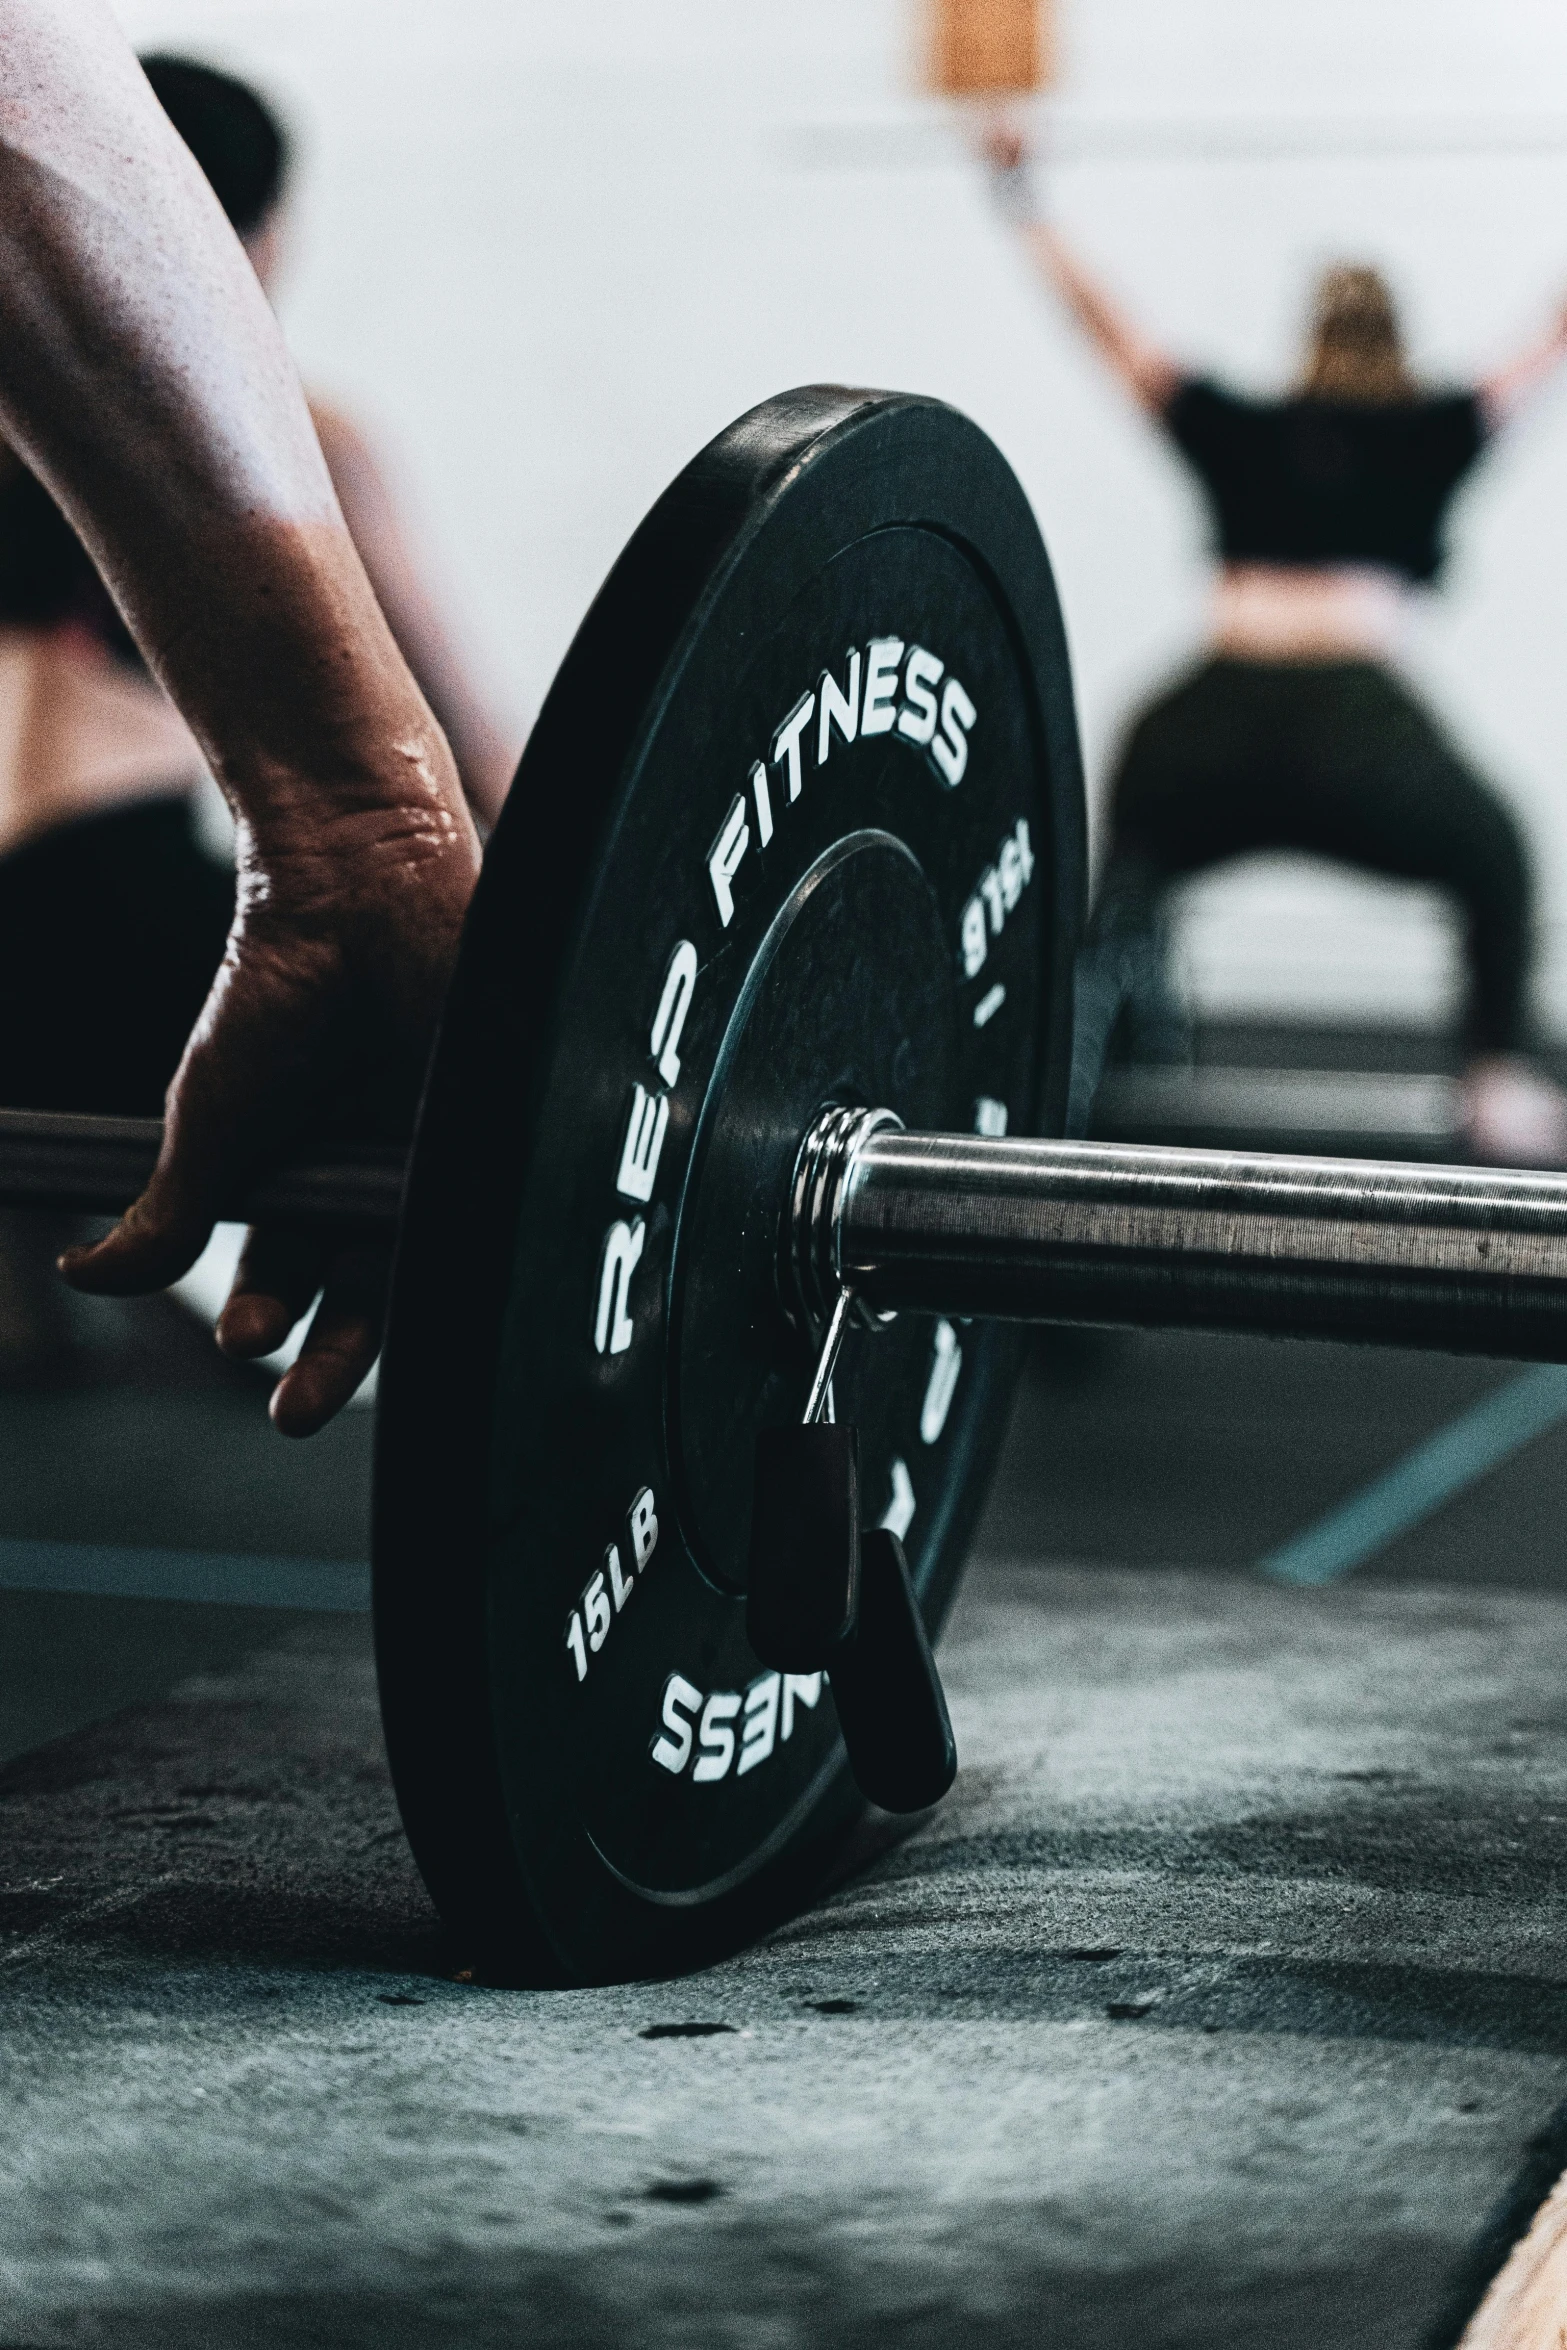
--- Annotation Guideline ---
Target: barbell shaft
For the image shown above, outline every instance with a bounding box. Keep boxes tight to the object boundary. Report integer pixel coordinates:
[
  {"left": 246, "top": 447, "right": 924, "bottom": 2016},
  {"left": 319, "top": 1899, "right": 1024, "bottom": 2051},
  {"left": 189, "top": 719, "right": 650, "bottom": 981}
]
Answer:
[
  {"left": 836, "top": 1128, "right": 1567, "bottom": 1362},
  {"left": 8, "top": 1106, "right": 1567, "bottom": 1364},
  {"left": 0, "top": 1109, "right": 406, "bottom": 1227}
]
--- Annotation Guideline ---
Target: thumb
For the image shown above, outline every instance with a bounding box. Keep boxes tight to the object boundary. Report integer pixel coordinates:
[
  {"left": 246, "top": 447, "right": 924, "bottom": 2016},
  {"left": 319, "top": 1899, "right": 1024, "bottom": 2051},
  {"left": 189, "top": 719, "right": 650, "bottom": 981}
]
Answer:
[
  {"left": 60, "top": 1145, "right": 223, "bottom": 1296},
  {"left": 59, "top": 1055, "right": 257, "bottom": 1296}
]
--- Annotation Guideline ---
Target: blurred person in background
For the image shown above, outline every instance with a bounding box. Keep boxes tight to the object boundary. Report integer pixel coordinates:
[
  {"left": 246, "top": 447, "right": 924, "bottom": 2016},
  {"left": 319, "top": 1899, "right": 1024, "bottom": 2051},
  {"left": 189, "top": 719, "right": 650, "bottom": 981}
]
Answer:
[
  {"left": 984, "top": 125, "right": 1567, "bottom": 1165},
  {"left": 0, "top": 55, "right": 515, "bottom": 1377}
]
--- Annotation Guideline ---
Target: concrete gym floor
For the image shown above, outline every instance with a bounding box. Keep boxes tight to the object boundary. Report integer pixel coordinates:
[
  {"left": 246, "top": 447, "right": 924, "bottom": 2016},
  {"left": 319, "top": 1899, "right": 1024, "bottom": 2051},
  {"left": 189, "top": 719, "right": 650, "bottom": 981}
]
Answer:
[{"left": 3, "top": 1273, "right": 1567, "bottom": 2343}]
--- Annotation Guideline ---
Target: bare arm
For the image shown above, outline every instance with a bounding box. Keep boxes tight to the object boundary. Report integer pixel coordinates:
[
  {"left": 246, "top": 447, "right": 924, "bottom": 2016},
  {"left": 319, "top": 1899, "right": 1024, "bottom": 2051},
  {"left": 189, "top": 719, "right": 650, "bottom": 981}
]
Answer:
[
  {"left": 1017, "top": 223, "right": 1183, "bottom": 415},
  {"left": 0, "top": 0, "right": 480, "bottom": 1431},
  {"left": 1478, "top": 301, "right": 1567, "bottom": 432},
  {"left": 980, "top": 125, "right": 1182, "bottom": 417},
  {"left": 311, "top": 402, "right": 520, "bottom": 830}
]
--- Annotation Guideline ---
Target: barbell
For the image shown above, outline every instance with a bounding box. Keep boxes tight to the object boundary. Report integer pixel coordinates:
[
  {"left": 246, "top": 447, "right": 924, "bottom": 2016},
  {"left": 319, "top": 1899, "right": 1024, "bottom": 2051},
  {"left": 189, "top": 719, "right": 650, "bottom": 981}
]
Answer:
[{"left": 12, "top": 385, "right": 1567, "bottom": 1985}]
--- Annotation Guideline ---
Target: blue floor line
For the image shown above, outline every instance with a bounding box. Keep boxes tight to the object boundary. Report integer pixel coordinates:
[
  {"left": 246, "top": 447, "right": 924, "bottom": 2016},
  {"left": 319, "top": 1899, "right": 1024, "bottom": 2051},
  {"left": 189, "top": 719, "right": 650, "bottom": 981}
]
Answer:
[
  {"left": 10, "top": 1365, "right": 1567, "bottom": 1612},
  {"left": 0, "top": 1538, "right": 369, "bottom": 1613},
  {"left": 1260, "top": 1362, "right": 1567, "bottom": 1587}
]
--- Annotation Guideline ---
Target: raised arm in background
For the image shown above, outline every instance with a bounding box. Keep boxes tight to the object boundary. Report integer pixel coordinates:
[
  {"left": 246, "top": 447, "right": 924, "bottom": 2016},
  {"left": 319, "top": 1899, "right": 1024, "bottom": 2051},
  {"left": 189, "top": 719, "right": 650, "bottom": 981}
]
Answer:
[
  {"left": 1478, "top": 301, "right": 1567, "bottom": 431},
  {"left": 981, "top": 124, "right": 1182, "bottom": 416},
  {"left": 0, "top": 0, "right": 481, "bottom": 1432}
]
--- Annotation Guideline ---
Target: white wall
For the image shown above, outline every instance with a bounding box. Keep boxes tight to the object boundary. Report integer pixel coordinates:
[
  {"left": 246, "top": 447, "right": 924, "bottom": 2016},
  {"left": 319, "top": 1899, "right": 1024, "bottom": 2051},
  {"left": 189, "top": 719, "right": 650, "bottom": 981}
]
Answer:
[{"left": 111, "top": 0, "right": 1567, "bottom": 1034}]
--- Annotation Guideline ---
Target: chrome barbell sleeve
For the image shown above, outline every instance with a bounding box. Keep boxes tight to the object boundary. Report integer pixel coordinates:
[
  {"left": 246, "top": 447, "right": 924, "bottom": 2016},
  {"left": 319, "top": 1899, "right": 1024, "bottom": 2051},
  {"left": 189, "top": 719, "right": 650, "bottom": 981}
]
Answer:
[{"left": 808, "top": 1114, "right": 1567, "bottom": 1363}]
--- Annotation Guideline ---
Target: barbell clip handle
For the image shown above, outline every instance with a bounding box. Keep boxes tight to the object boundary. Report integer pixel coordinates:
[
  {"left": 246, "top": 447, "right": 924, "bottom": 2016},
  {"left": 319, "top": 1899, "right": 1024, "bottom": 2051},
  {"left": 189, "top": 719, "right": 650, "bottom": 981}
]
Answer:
[
  {"left": 746, "top": 1282, "right": 864, "bottom": 1668},
  {"left": 802, "top": 1282, "right": 855, "bottom": 1427},
  {"left": 829, "top": 1528, "right": 956, "bottom": 1815},
  {"left": 745, "top": 1420, "right": 860, "bottom": 1670}
]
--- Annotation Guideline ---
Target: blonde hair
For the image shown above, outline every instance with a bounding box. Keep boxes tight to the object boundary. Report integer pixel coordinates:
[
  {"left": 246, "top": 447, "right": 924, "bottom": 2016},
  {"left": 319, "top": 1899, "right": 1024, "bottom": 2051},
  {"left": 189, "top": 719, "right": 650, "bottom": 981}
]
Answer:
[{"left": 1299, "top": 264, "right": 1417, "bottom": 404}]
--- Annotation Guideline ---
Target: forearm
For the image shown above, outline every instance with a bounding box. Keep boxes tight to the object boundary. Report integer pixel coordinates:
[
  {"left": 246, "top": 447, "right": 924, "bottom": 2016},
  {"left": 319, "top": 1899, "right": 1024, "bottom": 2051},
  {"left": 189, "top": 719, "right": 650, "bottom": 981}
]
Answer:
[
  {"left": 1028, "top": 226, "right": 1126, "bottom": 353},
  {"left": 982, "top": 141, "right": 1178, "bottom": 414},
  {"left": 1019, "top": 223, "right": 1180, "bottom": 414},
  {"left": 1479, "top": 312, "right": 1567, "bottom": 431},
  {"left": 0, "top": 0, "right": 467, "bottom": 855}
]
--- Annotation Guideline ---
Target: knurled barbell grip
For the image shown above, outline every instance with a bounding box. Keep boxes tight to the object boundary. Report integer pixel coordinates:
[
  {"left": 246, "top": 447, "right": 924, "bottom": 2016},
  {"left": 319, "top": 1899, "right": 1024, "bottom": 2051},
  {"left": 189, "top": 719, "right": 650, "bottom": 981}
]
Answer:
[
  {"left": 0, "top": 1109, "right": 406, "bottom": 1228},
  {"left": 822, "top": 1120, "right": 1567, "bottom": 1364}
]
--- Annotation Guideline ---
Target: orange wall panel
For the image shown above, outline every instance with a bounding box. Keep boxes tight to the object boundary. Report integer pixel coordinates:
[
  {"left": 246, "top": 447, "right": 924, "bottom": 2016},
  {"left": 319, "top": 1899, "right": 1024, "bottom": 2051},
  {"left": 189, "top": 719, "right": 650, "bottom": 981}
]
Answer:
[{"left": 927, "top": 0, "right": 1054, "bottom": 96}]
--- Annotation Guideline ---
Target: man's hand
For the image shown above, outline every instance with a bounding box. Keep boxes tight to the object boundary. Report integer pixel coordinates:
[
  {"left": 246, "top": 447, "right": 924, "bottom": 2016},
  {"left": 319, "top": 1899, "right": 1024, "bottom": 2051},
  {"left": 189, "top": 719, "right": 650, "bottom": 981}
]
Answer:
[{"left": 62, "top": 782, "right": 479, "bottom": 1435}]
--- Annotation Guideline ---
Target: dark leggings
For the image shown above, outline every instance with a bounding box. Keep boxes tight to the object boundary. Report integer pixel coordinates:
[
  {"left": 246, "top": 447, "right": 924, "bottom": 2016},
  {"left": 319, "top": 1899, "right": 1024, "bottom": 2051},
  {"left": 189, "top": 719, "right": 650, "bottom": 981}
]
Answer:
[
  {"left": 1095, "top": 658, "right": 1532, "bottom": 1055},
  {"left": 0, "top": 796, "right": 232, "bottom": 1115}
]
